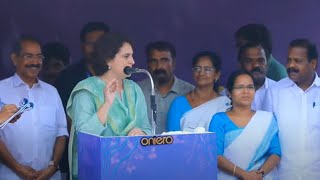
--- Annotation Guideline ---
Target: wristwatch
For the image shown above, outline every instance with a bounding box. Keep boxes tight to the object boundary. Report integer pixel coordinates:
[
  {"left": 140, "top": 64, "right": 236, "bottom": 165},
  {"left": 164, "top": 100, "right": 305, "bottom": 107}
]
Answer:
[{"left": 48, "top": 160, "right": 59, "bottom": 170}]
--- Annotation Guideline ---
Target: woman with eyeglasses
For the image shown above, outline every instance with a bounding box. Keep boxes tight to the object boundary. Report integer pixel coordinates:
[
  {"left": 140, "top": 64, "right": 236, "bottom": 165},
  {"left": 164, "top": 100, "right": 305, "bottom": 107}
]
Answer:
[
  {"left": 167, "top": 51, "right": 231, "bottom": 132},
  {"left": 209, "top": 70, "right": 281, "bottom": 180}
]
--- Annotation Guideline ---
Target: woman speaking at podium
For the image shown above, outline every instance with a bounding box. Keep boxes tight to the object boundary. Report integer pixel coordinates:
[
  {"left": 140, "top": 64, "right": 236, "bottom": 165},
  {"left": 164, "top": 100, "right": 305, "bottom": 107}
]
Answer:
[
  {"left": 209, "top": 70, "right": 281, "bottom": 180},
  {"left": 67, "top": 32, "right": 151, "bottom": 180}
]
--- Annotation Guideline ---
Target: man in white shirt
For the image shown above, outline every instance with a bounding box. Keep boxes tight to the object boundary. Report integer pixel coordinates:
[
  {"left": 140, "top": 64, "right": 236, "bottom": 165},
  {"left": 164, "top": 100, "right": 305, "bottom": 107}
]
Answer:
[
  {"left": 263, "top": 38, "right": 320, "bottom": 179},
  {"left": 237, "top": 42, "right": 275, "bottom": 110},
  {"left": 0, "top": 35, "right": 68, "bottom": 180}
]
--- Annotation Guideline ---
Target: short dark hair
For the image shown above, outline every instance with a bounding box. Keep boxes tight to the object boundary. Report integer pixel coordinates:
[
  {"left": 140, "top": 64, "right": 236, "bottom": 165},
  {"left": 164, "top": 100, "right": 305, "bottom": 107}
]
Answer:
[
  {"left": 237, "top": 42, "right": 269, "bottom": 62},
  {"left": 12, "top": 35, "right": 41, "bottom": 54},
  {"left": 145, "top": 41, "right": 176, "bottom": 59},
  {"left": 235, "top": 23, "right": 272, "bottom": 59},
  {"left": 42, "top": 42, "right": 70, "bottom": 65},
  {"left": 91, "top": 32, "right": 133, "bottom": 76},
  {"left": 80, "top": 22, "right": 110, "bottom": 42},
  {"left": 289, "top": 38, "right": 318, "bottom": 61},
  {"left": 226, "top": 70, "right": 255, "bottom": 93}
]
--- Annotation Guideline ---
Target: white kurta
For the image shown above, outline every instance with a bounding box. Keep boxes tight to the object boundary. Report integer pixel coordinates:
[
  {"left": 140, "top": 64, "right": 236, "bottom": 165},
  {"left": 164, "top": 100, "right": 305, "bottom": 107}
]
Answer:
[
  {"left": 0, "top": 73, "right": 68, "bottom": 180},
  {"left": 263, "top": 74, "right": 320, "bottom": 179}
]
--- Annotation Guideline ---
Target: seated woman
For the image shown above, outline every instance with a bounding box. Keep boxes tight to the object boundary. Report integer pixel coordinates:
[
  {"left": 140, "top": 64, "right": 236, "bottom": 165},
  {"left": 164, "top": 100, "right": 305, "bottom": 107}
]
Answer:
[
  {"left": 167, "top": 51, "right": 230, "bottom": 132},
  {"left": 67, "top": 32, "right": 151, "bottom": 179},
  {"left": 209, "top": 70, "right": 281, "bottom": 180}
]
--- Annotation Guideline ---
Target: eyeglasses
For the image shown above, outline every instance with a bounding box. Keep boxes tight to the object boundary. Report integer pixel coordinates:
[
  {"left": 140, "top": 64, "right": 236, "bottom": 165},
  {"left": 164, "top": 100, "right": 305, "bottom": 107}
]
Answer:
[
  {"left": 233, "top": 85, "right": 255, "bottom": 91},
  {"left": 20, "top": 53, "right": 45, "bottom": 61},
  {"left": 192, "top": 66, "right": 215, "bottom": 74}
]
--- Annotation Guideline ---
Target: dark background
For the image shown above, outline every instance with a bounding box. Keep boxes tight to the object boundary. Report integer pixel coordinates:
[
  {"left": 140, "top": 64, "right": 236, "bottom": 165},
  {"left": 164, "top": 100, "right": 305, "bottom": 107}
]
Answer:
[{"left": 1, "top": 0, "right": 319, "bottom": 84}]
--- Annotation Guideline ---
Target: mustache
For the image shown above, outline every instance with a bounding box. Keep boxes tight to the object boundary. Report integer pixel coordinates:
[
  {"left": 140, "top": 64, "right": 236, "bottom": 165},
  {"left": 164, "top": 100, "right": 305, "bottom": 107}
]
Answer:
[
  {"left": 251, "top": 67, "right": 263, "bottom": 74},
  {"left": 287, "top": 67, "right": 299, "bottom": 74},
  {"left": 153, "top": 69, "right": 167, "bottom": 76},
  {"left": 26, "top": 64, "right": 41, "bottom": 68}
]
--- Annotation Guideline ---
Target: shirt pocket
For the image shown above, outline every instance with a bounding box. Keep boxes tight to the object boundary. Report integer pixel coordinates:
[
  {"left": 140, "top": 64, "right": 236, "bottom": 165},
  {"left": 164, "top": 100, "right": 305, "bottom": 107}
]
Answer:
[
  {"left": 39, "top": 106, "right": 57, "bottom": 130},
  {"left": 310, "top": 103, "right": 320, "bottom": 128}
]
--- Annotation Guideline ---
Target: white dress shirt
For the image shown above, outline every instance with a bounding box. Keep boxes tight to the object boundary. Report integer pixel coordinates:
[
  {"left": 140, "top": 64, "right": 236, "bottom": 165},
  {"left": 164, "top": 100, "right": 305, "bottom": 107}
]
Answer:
[
  {"left": 252, "top": 77, "right": 276, "bottom": 111},
  {"left": 262, "top": 74, "right": 320, "bottom": 179},
  {"left": 0, "top": 73, "right": 68, "bottom": 180}
]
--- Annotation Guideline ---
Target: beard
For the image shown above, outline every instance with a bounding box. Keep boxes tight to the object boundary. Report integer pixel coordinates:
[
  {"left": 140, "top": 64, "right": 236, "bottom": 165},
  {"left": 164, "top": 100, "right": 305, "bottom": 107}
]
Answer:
[{"left": 153, "top": 69, "right": 171, "bottom": 85}]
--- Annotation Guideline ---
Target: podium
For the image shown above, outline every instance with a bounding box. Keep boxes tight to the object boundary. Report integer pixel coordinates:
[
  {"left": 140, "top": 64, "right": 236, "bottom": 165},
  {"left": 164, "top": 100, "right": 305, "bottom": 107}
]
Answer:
[{"left": 78, "top": 132, "right": 217, "bottom": 180}]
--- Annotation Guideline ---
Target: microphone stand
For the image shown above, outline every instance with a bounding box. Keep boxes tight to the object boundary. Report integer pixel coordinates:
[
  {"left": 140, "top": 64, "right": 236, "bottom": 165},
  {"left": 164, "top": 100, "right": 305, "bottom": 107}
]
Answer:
[
  {"left": 125, "top": 67, "right": 157, "bottom": 135},
  {"left": 139, "top": 69, "right": 157, "bottom": 135}
]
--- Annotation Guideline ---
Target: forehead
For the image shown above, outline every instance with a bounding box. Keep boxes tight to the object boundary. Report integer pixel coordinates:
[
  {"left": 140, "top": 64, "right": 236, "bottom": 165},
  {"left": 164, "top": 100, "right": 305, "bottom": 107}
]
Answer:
[
  {"left": 149, "top": 49, "right": 172, "bottom": 59},
  {"left": 84, "top": 30, "right": 105, "bottom": 42},
  {"left": 20, "top": 41, "right": 41, "bottom": 53},
  {"left": 195, "top": 56, "right": 213, "bottom": 66},
  {"left": 234, "top": 74, "right": 254, "bottom": 85},
  {"left": 288, "top": 47, "right": 308, "bottom": 58},
  {"left": 243, "top": 46, "right": 265, "bottom": 58},
  {"left": 117, "top": 42, "right": 133, "bottom": 54}
]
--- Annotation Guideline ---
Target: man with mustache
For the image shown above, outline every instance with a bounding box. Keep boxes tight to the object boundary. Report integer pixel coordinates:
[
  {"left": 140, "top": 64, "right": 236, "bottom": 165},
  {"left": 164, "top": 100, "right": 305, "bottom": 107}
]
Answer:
[
  {"left": 138, "top": 41, "right": 194, "bottom": 134},
  {"left": 238, "top": 42, "right": 276, "bottom": 110},
  {"left": 263, "top": 39, "right": 320, "bottom": 179},
  {"left": 0, "top": 35, "right": 68, "bottom": 180}
]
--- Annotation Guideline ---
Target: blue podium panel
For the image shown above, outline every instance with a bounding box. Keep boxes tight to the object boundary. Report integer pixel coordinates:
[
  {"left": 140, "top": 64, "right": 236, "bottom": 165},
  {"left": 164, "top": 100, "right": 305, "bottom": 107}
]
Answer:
[{"left": 78, "top": 132, "right": 217, "bottom": 180}]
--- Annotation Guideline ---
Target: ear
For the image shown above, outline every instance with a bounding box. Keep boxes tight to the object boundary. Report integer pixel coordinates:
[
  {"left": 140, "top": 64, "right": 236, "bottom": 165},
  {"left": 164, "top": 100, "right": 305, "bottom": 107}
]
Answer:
[
  {"left": 10, "top": 53, "right": 18, "bottom": 66},
  {"left": 310, "top": 58, "right": 318, "bottom": 70}
]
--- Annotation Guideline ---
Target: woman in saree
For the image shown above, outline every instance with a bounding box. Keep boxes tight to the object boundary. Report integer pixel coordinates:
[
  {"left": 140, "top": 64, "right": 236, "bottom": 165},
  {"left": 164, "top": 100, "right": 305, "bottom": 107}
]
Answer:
[
  {"left": 209, "top": 70, "right": 281, "bottom": 180},
  {"left": 167, "top": 51, "right": 230, "bottom": 132},
  {"left": 67, "top": 32, "right": 151, "bottom": 179}
]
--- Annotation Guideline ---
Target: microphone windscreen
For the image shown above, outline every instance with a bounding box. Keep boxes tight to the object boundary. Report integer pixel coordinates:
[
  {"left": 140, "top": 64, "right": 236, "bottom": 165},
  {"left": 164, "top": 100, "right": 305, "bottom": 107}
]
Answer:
[{"left": 124, "top": 66, "right": 138, "bottom": 75}]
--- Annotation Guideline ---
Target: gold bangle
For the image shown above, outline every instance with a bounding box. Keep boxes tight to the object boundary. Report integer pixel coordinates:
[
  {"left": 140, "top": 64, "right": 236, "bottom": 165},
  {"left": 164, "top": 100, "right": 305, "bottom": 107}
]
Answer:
[{"left": 232, "top": 164, "right": 236, "bottom": 176}]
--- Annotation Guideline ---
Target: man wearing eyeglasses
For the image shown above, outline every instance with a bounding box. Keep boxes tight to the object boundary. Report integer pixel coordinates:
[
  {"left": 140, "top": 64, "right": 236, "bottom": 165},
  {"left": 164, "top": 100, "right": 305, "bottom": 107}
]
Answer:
[
  {"left": 137, "top": 41, "right": 194, "bottom": 134},
  {"left": 0, "top": 35, "right": 68, "bottom": 180},
  {"left": 238, "top": 42, "right": 276, "bottom": 110}
]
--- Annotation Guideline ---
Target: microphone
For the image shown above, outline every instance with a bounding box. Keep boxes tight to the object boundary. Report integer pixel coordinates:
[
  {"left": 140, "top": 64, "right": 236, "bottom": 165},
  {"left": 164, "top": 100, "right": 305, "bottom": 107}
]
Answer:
[
  {"left": 124, "top": 67, "right": 142, "bottom": 75},
  {"left": 123, "top": 66, "right": 157, "bottom": 135}
]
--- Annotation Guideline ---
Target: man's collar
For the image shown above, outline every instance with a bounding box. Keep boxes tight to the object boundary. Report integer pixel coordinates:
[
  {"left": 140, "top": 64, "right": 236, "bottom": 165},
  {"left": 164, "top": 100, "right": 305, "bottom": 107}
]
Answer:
[
  {"left": 13, "top": 73, "right": 41, "bottom": 88},
  {"left": 314, "top": 73, "right": 320, "bottom": 87},
  {"left": 170, "top": 76, "right": 180, "bottom": 93},
  {"left": 282, "top": 72, "right": 320, "bottom": 88}
]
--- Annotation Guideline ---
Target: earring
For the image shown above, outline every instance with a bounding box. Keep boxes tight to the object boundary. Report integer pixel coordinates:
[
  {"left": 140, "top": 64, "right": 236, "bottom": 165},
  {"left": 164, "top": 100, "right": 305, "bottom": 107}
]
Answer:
[
  {"left": 214, "top": 79, "right": 218, "bottom": 83},
  {"left": 108, "top": 65, "right": 111, "bottom": 70}
]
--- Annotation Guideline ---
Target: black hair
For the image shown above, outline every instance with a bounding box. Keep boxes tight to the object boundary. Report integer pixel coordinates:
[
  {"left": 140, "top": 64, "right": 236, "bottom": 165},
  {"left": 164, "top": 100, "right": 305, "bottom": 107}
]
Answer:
[
  {"left": 91, "top": 32, "right": 133, "bottom": 76},
  {"left": 12, "top": 34, "right": 41, "bottom": 54},
  {"left": 226, "top": 70, "right": 255, "bottom": 93},
  {"left": 42, "top": 42, "right": 70, "bottom": 65},
  {"left": 235, "top": 23, "right": 272, "bottom": 59},
  {"left": 80, "top": 22, "right": 110, "bottom": 42},
  {"left": 192, "top": 51, "right": 222, "bottom": 71},
  {"left": 145, "top": 41, "right": 176, "bottom": 59},
  {"left": 289, "top": 38, "right": 318, "bottom": 62},
  {"left": 192, "top": 51, "right": 222, "bottom": 92},
  {"left": 237, "top": 42, "right": 269, "bottom": 62}
]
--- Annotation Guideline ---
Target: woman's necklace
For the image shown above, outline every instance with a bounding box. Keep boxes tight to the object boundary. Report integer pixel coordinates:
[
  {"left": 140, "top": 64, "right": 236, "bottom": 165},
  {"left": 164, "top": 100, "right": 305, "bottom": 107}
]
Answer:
[{"left": 189, "top": 89, "right": 217, "bottom": 108}]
